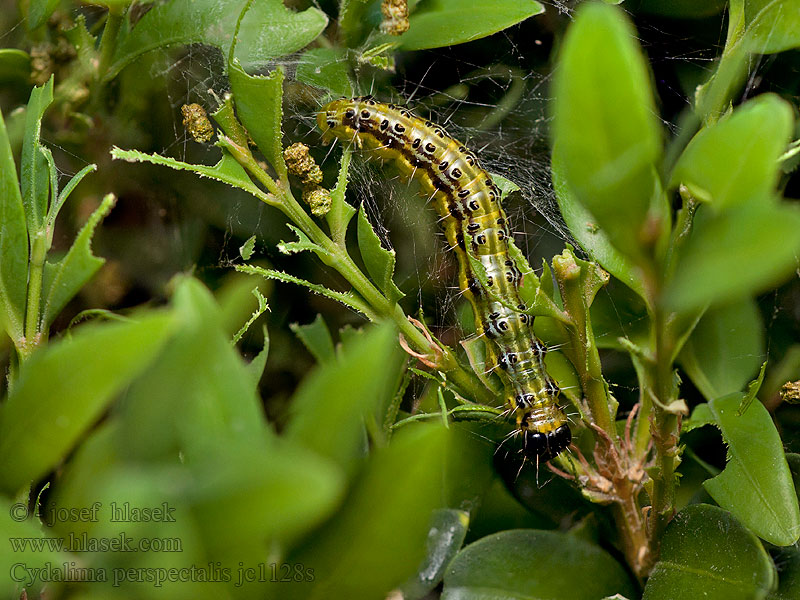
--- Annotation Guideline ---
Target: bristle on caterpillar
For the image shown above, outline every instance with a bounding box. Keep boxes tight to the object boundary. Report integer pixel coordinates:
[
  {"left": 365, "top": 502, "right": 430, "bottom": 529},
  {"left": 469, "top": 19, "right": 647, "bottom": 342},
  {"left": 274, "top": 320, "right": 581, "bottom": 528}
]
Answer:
[{"left": 317, "top": 97, "right": 571, "bottom": 461}]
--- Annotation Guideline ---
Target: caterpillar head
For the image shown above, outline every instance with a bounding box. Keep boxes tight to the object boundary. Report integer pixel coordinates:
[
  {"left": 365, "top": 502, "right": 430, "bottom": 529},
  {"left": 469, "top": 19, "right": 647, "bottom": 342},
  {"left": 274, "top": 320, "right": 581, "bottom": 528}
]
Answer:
[
  {"left": 522, "top": 424, "right": 571, "bottom": 463},
  {"left": 317, "top": 97, "right": 363, "bottom": 144}
]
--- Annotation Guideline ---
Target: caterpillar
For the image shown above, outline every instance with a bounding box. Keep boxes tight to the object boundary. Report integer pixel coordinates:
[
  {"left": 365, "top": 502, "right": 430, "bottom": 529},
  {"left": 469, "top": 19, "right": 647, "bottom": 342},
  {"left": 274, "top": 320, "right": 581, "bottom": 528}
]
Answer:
[{"left": 317, "top": 97, "right": 571, "bottom": 461}]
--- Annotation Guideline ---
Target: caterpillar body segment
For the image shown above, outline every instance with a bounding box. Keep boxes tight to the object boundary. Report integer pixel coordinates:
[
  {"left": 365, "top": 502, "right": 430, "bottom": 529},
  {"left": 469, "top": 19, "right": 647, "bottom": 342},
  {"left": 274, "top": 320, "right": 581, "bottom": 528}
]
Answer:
[{"left": 317, "top": 97, "right": 571, "bottom": 461}]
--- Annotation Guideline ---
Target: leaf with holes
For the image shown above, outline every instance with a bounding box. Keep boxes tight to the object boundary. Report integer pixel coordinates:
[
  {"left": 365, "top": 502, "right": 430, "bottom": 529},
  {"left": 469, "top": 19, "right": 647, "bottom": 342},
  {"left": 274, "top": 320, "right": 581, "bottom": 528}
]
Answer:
[
  {"left": 41, "top": 193, "right": 115, "bottom": 329},
  {"left": 357, "top": 205, "right": 405, "bottom": 304}
]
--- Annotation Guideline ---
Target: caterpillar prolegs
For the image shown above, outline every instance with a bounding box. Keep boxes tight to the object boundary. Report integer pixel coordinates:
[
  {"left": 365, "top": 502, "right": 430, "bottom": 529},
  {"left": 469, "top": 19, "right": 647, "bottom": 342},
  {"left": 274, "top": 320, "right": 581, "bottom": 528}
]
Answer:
[{"left": 317, "top": 97, "right": 571, "bottom": 461}]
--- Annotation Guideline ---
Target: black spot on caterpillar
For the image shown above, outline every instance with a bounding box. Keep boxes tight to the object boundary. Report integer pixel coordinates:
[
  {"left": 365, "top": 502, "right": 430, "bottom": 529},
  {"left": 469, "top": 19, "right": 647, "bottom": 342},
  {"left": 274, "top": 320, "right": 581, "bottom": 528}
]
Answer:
[{"left": 317, "top": 97, "right": 571, "bottom": 462}]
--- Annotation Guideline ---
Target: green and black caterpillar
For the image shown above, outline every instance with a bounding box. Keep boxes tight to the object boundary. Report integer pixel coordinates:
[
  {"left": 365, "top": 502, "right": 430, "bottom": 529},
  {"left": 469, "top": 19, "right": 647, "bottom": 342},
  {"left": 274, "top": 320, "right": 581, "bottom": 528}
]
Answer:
[{"left": 318, "top": 97, "right": 571, "bottom": 461}]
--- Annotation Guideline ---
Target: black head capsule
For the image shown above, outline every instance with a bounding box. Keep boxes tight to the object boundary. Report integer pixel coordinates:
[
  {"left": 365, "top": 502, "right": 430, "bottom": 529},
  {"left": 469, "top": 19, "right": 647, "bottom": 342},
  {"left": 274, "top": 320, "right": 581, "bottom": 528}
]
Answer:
[{"left": 523, "top": 424, "right": 571, "bottom": 462}]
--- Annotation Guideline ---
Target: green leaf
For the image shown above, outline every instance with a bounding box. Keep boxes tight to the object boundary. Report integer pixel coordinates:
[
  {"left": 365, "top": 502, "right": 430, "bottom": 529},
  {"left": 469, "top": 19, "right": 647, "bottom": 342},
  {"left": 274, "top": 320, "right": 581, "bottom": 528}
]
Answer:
[
  {"left": 231, "top": 287, "right": 269, "bottom": 344},
  {"left": 442, "top": 529, "right": 636, "bottom": 599},
  {"left": 236, "top": 263, "right": 375, "bottom": 318},
  {"left": 0, "top": 498, "right": 71, "bottom": 599},
  {"left": 643, "top": 504, "right": 777, "bottom": 600},
  {"left": 338, "top": 0, "right": 374, "bottom": 47},
  {"left": 111, "top": 147, "right": 264, "bottom": 197},
  {"left": 671, "top": 94, "right": 794, "bottom": 210},
  {"left": 551, "top": 2, "right": 664, "bottom": 259},
  {"left": 296, "top": 47, "right": 354, "bottom": 97},
  {"left": 326, "top": 146, "right": 357, "bottom": 245},
  {"left": 27, "top": 0, "right": 60, "bottom": 30},
  {"left": 0, "top": 49, "right": 31, "bottom": 85},
  {"left": 552, "top": 146, "right": 644, "bottom": 301},
  {"left": 116, "top": 278, "right": 272, "bottom": 463},
  {"left": 278, "top": 223, "right": 331, "bottom": 258},
  {"left": 229, "top": 62, "right": 287, "bottom": 178},
  {"left": 21, "top": 76, "right": 54, "bottom": 234},
  {"left": 665, "top": 202, "right": 800, "bottom": 312},
  {"left": 0, "top": 104, "right": 29, "bottom": 342},
  {"left": 246, "top": 324, "right": 269, "bottom": 390},
  {"left": 239, "top": 234, "right": 256, "bottom": 260},
  {"left": 686, "top": 394, "right": 800, "bottom": 546},
  {"left": 284, "top": 423, "right": 450, "bottom": 600},
  {"left": 41, "top": 193, "right": 115, "bottom": 329},
  {"left": 291, "top": 313, "right": 336, "bottom": 364},
  {"left": 47, "top": 163, "right": 97, "bottom": 232},
  {"left": 0, "top": 313, "right": 174, "bottom": 496},
  {"left": 505, "top": 237, "right": 540, "bottom": 304},
  {"left": 357, "top": 205, "right": 405, "bottom": 304},
  {"left": 741, "top": 0, "right": 800, "bottom": 54},
  {"left": 678, "top": 299, "right": 764, "bottom": 402},
  {"left": 186, "top": 437, "right": 345, "bottom": 556},
  {"left": 402, "top": 509, "right": 470, "bottom": 600},
  {"left": 397, "top": 0, "right": 544, "bottom": 51},
  {"left": 490, "top": 171, "right": 520, "bottom": 200},
  {"left": 107, "top": 0, "right": 328, "bottom": 81},
  {"left": 285, "top": 323, "right": 404, "bottom": 478}
]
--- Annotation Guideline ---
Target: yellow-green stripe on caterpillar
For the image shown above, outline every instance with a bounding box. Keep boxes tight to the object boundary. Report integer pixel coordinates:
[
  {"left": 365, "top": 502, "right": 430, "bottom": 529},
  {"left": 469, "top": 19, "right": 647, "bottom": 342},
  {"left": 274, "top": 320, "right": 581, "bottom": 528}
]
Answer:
[{"left": 317, "top": 97, "right": 571, "bottom": 461}]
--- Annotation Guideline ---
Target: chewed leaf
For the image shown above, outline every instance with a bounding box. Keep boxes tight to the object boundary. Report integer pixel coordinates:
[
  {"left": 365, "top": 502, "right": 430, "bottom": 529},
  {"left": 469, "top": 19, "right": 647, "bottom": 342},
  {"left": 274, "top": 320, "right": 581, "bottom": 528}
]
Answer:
[
  {"left": 490, "top": 171, "right": 521, "bottom": 201},
  {"left": 236, "top": 264, "right": 375, "bottom": 319},
  {"left": 111, "top": 147, "right": 264, "bottom": 198},
  {"left": 686, "top": 394, "right": 800, "bottom": 546},
  {"left": 278, "top": 224, "right": 332, "bottom": 260},
  {"left": 291, "top": 314, "right": 336, "bottom": 365},
  {"left": 357, "top": 205, "right": 405, "bottom": 304},
  {"left": 231, "top": 287, "right": 269, "bottom": 345},
  {"left": 47, "top": 164, "right": 97, "bottom": 233},
  {"left": 21, "top": 75, "right": 54, "bottom": 233},
  {"left": 239, "top": 235, "right": 256, "bottom": 260},
  {"left": 246, "top": 324, "right": 269, "bottom": 390},
  {"left": 326, "top": 147, "right": 356, "bottom": 245},
  {"left": 229, "top": 62, "right": 286, "bottom": 178},
  {"left": 41, "top": 193, "right": 116, "bottom": 329},
  {"left": 506, "top": 237, "right": 539, "bottom": 301}
]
